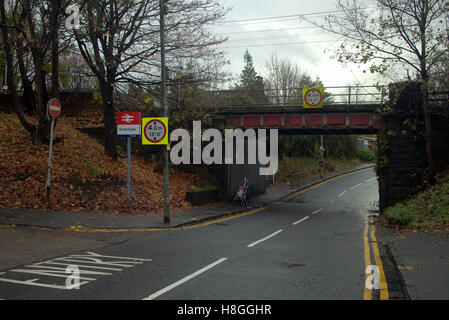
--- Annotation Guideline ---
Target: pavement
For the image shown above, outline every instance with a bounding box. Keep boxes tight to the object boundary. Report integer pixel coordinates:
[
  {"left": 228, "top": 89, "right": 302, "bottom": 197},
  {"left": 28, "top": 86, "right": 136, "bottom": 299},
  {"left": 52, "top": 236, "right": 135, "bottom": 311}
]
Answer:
[
  {"left": 0, "top": 163, "right": 374, "bottom": 230},
  {"left": 375, "top": 227, "right": 449, "bottom": 300},
  {"left": 1, "top": 162, "right": 448, "bottom": 300},
  {"left": 0, "top": 165, "right": 380, "bottom": 300}
]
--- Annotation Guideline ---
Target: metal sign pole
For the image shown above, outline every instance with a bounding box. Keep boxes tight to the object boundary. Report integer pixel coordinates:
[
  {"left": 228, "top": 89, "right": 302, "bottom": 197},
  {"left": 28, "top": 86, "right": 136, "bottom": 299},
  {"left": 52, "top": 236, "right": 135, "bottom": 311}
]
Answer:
[
  {"left": 45, "top": 118, "right": 55, "bottom": 199},
  {"left": 127, "top": 136, "right": 131, "bottom": 200},
  {"left": 160, "top": 0, "right": 170, "bottom": 223}
]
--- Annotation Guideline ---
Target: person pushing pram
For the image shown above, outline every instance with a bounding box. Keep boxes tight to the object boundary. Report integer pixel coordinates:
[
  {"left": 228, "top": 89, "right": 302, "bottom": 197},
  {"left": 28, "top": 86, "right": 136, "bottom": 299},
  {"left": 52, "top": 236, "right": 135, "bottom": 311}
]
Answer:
[{"left": 240, "top": 177, "right": 251, "bottom": 202}]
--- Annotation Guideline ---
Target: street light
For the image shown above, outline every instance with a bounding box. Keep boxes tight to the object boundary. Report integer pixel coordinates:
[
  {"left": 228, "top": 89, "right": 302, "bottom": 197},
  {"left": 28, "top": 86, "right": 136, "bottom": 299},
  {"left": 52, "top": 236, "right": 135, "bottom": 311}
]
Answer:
[{"left": 160, "top": 0, "right": 170, "bottom": 223}]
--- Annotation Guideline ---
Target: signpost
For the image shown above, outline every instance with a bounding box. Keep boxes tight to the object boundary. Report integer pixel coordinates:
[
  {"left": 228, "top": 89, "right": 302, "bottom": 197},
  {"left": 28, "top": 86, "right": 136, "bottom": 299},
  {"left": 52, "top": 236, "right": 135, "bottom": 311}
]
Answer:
[
  {"left": 45, "top": 98, "right": 62, "bottom": 199},
  {"left": 303, "top": 87, "right": 324, "bottom": 108},
  {"left": 117, "top": 112, "right": 141, "bottom": 200},
  {"left": 142, "top": 117, "right": 169, "bottom": 145}
]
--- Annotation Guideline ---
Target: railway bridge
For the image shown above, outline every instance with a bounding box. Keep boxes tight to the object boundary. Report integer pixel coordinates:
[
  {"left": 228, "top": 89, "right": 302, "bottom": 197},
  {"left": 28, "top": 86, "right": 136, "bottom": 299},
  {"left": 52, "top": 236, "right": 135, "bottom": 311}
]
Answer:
[{"left": 199, "top": 84, "right": 449, "bottom": 212}]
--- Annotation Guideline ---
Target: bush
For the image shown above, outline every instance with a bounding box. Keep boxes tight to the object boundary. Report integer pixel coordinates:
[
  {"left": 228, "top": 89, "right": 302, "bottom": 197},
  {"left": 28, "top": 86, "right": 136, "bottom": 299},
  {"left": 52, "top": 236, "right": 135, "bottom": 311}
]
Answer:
[
  {"left": 359, "top": 148, "right": 374, "bottom": 161},
  {"left": 188, "top": 178, "right": 218, "bottom": 192},
  {"left": 385, "top": 203, "right": 414, "bottom": 226}
]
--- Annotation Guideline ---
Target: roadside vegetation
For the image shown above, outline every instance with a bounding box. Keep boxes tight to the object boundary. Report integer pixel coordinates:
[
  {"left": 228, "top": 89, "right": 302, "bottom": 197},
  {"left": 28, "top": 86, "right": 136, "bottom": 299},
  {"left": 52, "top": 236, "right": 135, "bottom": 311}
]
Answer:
[
  {"left": 276, "top": 156, "right": 363, "bottom": 183},
  {"left": 275, "top": 134, "right": 371, "bottom": 183},
  {"left": 0, "top": 112, "right": 197, "bottom": 215},
  {"left": 380, "top": 171, "right": 449, "bottom": 231}
]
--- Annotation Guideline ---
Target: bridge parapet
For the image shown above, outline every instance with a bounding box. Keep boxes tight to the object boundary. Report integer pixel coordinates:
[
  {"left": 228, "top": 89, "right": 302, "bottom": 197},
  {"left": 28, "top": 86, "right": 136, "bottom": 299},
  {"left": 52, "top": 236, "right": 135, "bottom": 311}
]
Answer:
[{"left": 200, "top": 85, "right": 387, "bottom": 110}]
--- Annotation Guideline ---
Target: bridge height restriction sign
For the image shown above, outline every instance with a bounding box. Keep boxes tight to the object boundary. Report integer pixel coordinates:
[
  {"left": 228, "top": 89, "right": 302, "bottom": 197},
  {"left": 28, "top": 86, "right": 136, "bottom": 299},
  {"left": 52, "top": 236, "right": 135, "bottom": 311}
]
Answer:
[
  {"left": 303, "top": 87, "right": 324, "bottom": 108},
  {"left": 142, "top": 117, "right": 169, "bottom": 145}
]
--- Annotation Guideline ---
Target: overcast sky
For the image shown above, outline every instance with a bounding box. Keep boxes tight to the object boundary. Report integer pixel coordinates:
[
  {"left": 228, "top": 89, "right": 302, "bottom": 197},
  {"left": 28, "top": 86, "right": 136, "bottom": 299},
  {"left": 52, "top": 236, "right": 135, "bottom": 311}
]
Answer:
[{"left": 211, "top": 0, "right": 386, "bottom": 88}]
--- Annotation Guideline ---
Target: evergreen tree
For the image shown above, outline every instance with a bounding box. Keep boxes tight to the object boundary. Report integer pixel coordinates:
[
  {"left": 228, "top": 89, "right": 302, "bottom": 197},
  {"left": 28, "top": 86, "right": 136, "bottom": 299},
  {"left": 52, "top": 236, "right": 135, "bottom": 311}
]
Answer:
[{"left": 239, "top": 49, "right": 258, "bottom": 87}]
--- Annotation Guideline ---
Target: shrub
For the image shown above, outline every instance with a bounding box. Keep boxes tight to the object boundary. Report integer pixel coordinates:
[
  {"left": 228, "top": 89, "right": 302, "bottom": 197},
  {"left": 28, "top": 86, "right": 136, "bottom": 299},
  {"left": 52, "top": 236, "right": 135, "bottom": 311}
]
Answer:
[
  {"left": 385, "top": 203, "right": 414, "bottom": 226},
  {"left": 359, "top": 148, "right": 374, "bottom": 161},
  {"left": 188, "top": 178, "right": 218, "bottom": 192}
]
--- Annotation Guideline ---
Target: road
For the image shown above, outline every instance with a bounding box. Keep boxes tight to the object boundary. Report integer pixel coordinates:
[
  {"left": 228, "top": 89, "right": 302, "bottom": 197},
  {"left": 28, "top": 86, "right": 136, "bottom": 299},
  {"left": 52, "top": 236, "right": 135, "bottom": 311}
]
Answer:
[{"left": 0, "top": 168, "right": 400, "bottom": 300}]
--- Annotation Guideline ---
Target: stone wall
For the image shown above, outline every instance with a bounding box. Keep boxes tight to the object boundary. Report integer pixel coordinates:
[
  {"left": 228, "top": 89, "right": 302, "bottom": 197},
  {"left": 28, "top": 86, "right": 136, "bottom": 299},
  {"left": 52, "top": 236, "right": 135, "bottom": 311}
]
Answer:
[
  {"left": 377, "top": 83, "right": 449, "bottom": 212},
  {"left": 0, "top": 90, "right": 95, "bottom": 114},
  {"left": 377, "top": 114, "right": 426, "bottom": 212}
]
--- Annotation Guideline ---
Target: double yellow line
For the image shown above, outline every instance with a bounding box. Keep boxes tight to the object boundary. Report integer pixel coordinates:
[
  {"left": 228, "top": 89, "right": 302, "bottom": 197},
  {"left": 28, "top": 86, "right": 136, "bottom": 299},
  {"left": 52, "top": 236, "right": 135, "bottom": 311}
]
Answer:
[
  {"left": 363, "top": 216, "right": 389, "bottom": 300},
  {"left": 46, "top": 207, "right": 268, "bottom": 233}
]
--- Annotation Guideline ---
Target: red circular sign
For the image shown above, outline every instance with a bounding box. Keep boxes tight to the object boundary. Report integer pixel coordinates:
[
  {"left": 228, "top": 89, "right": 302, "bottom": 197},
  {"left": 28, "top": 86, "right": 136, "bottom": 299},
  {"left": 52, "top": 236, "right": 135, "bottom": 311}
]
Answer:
[
  {"left": 47, "top": 98, "right": 62, "bottom": 118},
  {"left": 144, "top": 119, "right": 166, "bottom": 143},
  {"left": 304, "top": 88, "right": 323, "bottom": 107}
]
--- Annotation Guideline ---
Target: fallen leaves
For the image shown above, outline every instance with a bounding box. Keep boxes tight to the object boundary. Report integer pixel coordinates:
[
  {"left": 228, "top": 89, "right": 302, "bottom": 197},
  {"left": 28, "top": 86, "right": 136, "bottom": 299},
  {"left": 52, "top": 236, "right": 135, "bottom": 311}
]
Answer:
[{"left": 0, "top": 113, "right": 197, "bottom": 215}]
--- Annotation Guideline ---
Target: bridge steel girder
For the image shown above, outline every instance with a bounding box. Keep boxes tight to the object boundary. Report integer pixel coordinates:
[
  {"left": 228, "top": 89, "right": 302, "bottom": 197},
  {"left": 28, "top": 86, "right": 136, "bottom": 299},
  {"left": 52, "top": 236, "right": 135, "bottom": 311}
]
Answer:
[{"left": 226, "top": 111, "right": 384, "bottom": 135}]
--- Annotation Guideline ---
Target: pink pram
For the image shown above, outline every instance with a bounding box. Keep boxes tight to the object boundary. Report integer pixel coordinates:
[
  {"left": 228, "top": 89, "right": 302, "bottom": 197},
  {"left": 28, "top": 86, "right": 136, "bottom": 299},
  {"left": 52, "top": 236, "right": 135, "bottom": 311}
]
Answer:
[{"left": 232, "top": 185, "right": 248, "bottom": 207}]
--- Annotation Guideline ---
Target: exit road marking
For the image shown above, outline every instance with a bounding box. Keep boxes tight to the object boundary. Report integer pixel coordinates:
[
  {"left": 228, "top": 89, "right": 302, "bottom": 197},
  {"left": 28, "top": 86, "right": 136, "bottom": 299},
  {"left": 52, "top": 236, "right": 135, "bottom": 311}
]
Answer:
[{"left": 0, "top": 251, "right": 152, "bottom": 290}]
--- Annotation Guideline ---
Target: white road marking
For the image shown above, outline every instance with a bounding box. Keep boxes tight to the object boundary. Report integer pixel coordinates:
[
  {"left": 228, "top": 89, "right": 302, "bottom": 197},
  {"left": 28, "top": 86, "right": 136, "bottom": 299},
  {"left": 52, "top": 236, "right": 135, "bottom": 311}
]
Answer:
[
  {"left": 0, "top": 251, "right": 151, "bottom": 290},
  {"left": 292, "top": 216, "right": 309, "bottom": 225},
  {"left": 366, "top": 177, "right": 377, "bottom": 182},
  {"left": 350, "top": 183, "right": 363, "bottom": 189},
  {"left": 337, "top": 191, "right": 346, "bottom": 198},
  {"left": 312, "top": 208, "right": 323, "bottom": 215},
  {"left": 247, "top": 229, "right": 283, "bottom": 248},
  {"left": 143, "top": 257, "right": 228, "bottom": 300}
]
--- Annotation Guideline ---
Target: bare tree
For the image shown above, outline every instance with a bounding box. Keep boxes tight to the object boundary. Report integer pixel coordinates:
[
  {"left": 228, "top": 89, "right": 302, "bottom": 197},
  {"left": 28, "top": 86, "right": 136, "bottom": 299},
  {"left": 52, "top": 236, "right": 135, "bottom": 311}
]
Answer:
[
  {"left": 263, "top": 52, "right": 316, "bottom": 105},
  {"left": 72, "top": 0, "right": 228, "bottom": 160},
  {"left": 303, "top": 0, "right": 449, "bottom": 181},
  {"left": 0, "top": 0, "right": 74, "bottom": 143}
]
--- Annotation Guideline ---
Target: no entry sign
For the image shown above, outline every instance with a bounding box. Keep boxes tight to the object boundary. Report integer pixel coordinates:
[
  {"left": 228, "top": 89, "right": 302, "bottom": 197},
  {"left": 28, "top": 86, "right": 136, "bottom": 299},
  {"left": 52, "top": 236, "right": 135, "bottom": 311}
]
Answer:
[
  {"left": 47, "top": 98, "right": 62, "bottom": 118},
  {"left": 142, "top": 117, "right": 169, "bottom": 145}
]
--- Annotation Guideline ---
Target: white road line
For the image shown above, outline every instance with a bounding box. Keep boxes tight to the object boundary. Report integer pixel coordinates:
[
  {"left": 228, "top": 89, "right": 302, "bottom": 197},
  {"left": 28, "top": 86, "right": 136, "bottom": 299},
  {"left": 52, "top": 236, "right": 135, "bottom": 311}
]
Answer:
[
  {"left": 143, "top": 257, "right": 228, "bottom": 300},
  {"left": 292, "top": 216, "right": 309, "bottom": 225},
  {"left": 350, "top": 183, "right": 363, "bottom": 189},
  {"left": 366, "top": 177, "right": 377, "bottom": 182},
  {"left": 337, "top": 191, "right": 346, "bottom": 198},
  {"left": 247, "top": 229, "right": 283, "bottom": 248},
  {"left": 312, "top": 208, "right": 323, "bottom": 215}
]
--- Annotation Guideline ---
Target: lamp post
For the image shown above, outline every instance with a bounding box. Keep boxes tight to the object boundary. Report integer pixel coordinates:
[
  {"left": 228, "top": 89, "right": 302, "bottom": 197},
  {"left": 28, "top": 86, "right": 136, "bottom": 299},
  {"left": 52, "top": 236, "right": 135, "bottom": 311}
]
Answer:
[{"left": 160, "top": 0, "right": 170, "bottom": 223}]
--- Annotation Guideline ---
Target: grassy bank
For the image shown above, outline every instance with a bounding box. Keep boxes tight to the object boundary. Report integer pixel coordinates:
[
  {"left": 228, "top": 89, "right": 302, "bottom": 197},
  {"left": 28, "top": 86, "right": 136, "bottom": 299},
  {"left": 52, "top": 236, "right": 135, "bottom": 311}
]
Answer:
[
  {"left": 381, "top": 171, "right": 449, "bottom": 231},
  {"left": 276, "top": 156, "right": 363, "bottom": 183}
]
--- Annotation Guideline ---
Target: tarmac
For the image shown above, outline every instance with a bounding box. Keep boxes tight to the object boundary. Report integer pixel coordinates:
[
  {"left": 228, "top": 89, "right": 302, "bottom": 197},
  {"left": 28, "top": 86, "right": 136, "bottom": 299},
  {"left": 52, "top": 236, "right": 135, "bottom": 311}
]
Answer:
[
  {"left": 0, "top": 163, "right": 374, "bottom": 230},
  {"left": 1, "top": 162, "right": 448, "bottom": 299}
]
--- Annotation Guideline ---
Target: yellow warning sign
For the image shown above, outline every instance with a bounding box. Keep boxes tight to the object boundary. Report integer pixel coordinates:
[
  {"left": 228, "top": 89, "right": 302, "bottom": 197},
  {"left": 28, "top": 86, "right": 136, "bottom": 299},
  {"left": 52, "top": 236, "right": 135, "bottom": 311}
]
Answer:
[
  {"left": 142, "top": 117, "right": 169, "bottom": 145},
  {"left": 303, "top": 87, "right": 324, "bottom": 108}
]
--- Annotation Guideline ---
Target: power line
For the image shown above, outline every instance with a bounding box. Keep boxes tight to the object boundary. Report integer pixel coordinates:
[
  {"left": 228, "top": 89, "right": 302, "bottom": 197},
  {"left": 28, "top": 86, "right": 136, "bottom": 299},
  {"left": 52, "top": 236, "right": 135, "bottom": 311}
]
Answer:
[
  {"left": 216, "top": 9, "right": 347, "bottom": 24},
  {"left": 222, "top": 39, "right": 342, "bottom": 49},
  {"left": 209, "top": 7, "right": 375, "bottom": 27},
  {"left": 218, "top": 25, "right": 320, "bottom": 35},
  {"left": 227, "top": 31, "right": 335, "bottom": 43}
]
